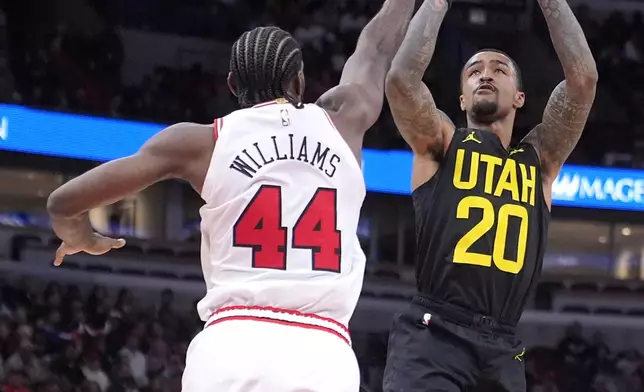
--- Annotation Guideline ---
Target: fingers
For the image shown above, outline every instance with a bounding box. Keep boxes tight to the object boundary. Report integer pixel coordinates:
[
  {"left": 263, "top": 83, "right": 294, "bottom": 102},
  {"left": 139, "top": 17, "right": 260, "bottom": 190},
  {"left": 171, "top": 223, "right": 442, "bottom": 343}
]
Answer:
[
  {"left": 54, "top": 242, "right": 83, "bottom": 266},
  {"left": 54, "top": 243, "right": 71, "bottom": 267},
  {"left": 54, "top": 249, "right": 63, "bottom": 267},
  {"left": 112, "top": 238, "right": 126, "bottom": 249},
  {"left": 96, "top": 234, "right": 125, "bottom": 250},
  {"left": 54, "top": 237, "right": 126, "bottom": 266}
]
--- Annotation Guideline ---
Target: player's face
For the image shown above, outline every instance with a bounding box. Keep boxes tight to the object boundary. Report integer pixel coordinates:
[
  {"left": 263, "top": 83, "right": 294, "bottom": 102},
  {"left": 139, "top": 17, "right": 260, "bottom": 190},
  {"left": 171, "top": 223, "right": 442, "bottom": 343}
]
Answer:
[{"left": 459, "top": 52, "right": 525, "bottom": 122}]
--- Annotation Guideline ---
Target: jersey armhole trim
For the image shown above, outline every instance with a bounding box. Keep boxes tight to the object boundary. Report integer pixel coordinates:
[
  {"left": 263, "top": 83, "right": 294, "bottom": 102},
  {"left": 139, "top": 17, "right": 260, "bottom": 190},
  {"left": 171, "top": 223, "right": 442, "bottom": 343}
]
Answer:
[
  {"left": 320, "top": 108, "right": 340, "bottom": 133},
  {"left": 213, "top": 118, "right": 223, "bottom": 141},
  {"left": 412, "top": 128, "right": 461, "bottom": 192},
  {"left": 202, "top": 118, "right": 224, "bottom": 202}
]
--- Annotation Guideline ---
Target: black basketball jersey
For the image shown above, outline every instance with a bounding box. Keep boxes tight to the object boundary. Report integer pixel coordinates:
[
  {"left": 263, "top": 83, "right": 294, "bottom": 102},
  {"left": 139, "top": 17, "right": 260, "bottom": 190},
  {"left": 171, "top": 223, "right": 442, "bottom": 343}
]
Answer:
[{"left": 413, "top": 128, "right": 550, "bottom": 326}]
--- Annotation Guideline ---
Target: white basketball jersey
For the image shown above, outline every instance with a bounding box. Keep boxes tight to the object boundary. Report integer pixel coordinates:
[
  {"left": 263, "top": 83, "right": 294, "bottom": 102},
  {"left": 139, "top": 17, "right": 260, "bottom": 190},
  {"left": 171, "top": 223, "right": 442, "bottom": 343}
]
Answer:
[{"left": 197, "top": 99, "right": 367, "bottom": 326}]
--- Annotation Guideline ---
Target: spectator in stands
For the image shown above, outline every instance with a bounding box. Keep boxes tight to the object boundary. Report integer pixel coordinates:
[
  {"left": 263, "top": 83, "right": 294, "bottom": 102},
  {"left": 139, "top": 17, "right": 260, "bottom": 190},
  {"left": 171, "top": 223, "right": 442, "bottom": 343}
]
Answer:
[
  {"left": 144, "top": 339, "right": 166, "bottom": 381},
  {"left": 118, "top": 335, "right": 146, "bottom": 388},
  {"left": 49, "top": 342, "right": 84, "bottom": 385},
  {"left": 1, "top": 371, "right": 30, "bottom": 392},
  {"left": 107, "top": 359, "right": 138, "bottom": 392},
  {"left": 80, "top": 353, "right": 109, "bottom": 392},
  {"left": 0, "top": 291, "right": 11, "bottom": 318},
  {"left": 557, "top": 322, "right": 590, "bottom": 366},
  {"left": 4, "top": 339, "right": 46, "bottom": 382},
  {"left": 112, "top": 290, "right": 134, "bottom": 321},
  {"left": 615, "top": 349, "right": 643, "bottom": 391},
  {"left": 587, "top": 332, "right": 615, "bottom": 375}
]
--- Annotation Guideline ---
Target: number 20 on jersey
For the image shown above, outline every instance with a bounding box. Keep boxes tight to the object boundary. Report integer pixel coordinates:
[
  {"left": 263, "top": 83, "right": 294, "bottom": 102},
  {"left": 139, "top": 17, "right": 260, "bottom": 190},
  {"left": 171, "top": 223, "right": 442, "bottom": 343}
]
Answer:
[
  {"left": 232, "top": 185, "right": 342, "bottom": 273},
  {"left": 454, "top": 196, "right": 528, "bottom": 274}
]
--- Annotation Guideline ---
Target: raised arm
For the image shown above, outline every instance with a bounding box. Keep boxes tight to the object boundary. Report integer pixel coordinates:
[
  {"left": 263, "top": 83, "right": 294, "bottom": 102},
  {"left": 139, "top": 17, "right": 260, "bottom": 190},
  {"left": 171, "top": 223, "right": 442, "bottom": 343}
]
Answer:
[
  {"left": 385, "top": 0, "right": 454, "bottom": 159},
  {"left": 316, "top": 0, "right": 415, "bottom": 146},
  {"left": 47, "top": 122, "right": 214, "bottom": 263},
  {"left": 522, "top": 0, "right": 598, "bottom": 187}
]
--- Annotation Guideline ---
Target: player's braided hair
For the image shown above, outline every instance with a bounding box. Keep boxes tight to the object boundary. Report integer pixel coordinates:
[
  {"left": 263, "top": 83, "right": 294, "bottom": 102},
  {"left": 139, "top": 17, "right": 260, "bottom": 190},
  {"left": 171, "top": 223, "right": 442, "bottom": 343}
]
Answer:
[{"left": 230, "top": 26, "right": 304, "bottom": 109}]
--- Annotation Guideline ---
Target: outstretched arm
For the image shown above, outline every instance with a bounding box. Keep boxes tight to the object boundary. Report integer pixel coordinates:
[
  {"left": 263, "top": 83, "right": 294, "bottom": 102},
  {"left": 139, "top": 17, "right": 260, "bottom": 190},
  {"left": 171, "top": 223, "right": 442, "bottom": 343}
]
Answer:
[
  {"left": 385, "top": 0, "right": 454, "bottom": 158},
  {"left": 316, "top": 0, "right": 416, "bottom": 140},
  {"left": 522, "top": 0, "right": 598, "bottom": 184},
  {"left": 47, "top": 123, "right": 214, "bottom": 250}
]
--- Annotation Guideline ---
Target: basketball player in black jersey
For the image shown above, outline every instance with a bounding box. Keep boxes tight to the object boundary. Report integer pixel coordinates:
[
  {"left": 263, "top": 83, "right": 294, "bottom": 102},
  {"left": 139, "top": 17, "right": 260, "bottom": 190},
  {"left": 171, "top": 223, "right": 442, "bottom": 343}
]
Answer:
[{"left": 382, "top": 0, "right": 597, "bottom": 391}]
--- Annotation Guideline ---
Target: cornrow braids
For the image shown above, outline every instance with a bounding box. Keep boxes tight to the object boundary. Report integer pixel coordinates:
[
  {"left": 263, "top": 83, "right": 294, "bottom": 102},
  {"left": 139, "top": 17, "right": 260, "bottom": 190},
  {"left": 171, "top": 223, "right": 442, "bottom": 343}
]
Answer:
[{"left": 230, "top": 26, "right": 304, "bottom": 109}]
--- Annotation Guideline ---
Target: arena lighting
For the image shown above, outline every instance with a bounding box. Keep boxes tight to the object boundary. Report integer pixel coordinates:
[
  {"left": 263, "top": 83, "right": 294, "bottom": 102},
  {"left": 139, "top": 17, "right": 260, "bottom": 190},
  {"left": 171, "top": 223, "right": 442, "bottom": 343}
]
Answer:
[{"left": 2, "top": 103, "right": 644, "bottom": 212}]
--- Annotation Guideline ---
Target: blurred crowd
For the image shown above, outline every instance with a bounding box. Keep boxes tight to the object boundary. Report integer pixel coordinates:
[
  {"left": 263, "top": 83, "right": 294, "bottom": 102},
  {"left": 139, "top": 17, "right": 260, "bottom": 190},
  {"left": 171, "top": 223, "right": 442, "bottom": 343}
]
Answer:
[
  {"left": 526, "top": 323, "right": 644, "bottom": 392},
  {"left": 1, "top": 0, "right": 387, "bottom": 144},
  {"left": 1, "top": 277, "right": 643, "bottom": 392},
  {"left": 0, "top": 1, "right": 642, "bottom": 157},
  {"left": 1, "top": 1, "right": 644, "bottom": 389},
  {"left": 0, "top": 280, "right": 200, "bottom": 392}
]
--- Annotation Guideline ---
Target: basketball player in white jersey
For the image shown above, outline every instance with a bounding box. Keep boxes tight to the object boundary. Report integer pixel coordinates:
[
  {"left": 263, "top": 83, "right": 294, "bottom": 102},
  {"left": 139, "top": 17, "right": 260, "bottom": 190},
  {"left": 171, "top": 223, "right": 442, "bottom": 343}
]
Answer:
[{"left": 47, "top": 2, "right": 416, "bottom": 391}]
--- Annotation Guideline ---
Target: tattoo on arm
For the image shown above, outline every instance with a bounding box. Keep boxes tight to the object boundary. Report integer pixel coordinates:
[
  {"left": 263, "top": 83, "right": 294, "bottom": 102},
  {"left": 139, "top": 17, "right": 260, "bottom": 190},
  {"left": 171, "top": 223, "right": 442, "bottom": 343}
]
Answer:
[
  {"left": 524, "top": 81, "right": 593, "bottom": 172},
  {"left": 386, "top": 0, "right": 451, "bottom": 154},
  {"left": 537, "top": 0, "right": 597, "bottom": 84},
  {"left": 387, "top": 81, "right": 454, "bottom": 155},
  {"left": 527, "top": 0, "right": 598, "bottom": 176},
  {"left": 391, "top": 0, "right": 448, "bottom": 83},
  {"left": 390, "top": 0, "right": 449, "bottom": 84}
]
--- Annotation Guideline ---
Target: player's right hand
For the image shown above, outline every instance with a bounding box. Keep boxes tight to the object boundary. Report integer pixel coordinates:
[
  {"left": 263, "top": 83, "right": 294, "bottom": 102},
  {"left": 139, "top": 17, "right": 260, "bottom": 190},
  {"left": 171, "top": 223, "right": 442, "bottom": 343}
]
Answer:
[{"left": 54, "top": 234, "right": 126, "bottom": 266}]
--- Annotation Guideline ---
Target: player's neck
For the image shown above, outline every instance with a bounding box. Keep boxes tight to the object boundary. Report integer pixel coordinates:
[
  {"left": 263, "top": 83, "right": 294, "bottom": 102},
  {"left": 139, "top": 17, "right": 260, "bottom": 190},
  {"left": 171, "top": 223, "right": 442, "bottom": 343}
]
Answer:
[{"left": 466, "top": 115, "right": 514, "bottom": 149}]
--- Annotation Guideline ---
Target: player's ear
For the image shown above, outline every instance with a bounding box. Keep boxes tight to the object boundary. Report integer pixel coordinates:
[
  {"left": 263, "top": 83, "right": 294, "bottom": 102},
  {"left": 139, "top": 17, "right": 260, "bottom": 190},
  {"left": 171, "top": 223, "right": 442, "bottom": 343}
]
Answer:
[
  {"left": 459, "top": 94, "right": 466, "bottom": 112},
  {"left": 513, "top": 91, "right": 525, "bottom": 109},
  {"left": 227, "top": 72, "right": 238, "bottom": 97},
  {"left": 295, "top": 70, "right": 305, "bottom": 100}
]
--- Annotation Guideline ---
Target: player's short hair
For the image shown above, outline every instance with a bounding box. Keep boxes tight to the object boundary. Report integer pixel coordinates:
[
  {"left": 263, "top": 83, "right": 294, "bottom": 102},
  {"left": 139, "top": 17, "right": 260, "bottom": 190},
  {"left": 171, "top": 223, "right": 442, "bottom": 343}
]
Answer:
[
  {"left": 230, "top": 26, "right": 304, "bottom": 109},
  {"left": 461, "top": 48, "right": 523, "bottom": 91}
]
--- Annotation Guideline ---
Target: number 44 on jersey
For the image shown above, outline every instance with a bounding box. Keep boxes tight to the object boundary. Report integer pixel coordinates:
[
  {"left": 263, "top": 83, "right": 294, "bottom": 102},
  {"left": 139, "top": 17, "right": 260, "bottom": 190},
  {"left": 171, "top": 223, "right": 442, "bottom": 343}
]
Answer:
[{"left": 232, "top": 185, "right": 342, "bottom": 273}]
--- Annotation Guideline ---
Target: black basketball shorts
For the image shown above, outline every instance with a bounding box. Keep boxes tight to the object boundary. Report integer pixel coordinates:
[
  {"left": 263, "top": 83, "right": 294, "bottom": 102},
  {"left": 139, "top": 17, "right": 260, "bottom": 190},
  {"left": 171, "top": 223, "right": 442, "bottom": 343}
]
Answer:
[{"left": 382, "top": 300, "right": 526, "bottom": 392}]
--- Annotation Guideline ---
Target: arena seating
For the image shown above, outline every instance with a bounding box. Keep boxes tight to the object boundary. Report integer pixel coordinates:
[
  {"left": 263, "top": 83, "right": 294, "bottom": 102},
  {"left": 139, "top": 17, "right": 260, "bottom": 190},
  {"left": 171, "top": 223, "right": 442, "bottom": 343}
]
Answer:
[{"left": 2, "top": 0, "right": 644, "bottom": 390}]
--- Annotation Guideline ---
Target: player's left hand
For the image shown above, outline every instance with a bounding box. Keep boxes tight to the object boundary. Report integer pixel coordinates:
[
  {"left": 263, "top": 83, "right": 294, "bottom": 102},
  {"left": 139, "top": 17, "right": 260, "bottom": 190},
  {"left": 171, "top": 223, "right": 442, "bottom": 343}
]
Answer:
[{"left": 54, "top": 233, "right": 126, "bottom": 266}]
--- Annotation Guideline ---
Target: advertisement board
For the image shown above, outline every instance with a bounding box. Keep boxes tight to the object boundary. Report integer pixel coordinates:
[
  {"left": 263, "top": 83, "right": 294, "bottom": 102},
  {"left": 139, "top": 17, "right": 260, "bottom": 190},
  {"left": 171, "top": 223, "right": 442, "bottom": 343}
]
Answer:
[{"left": 2, "top": 104, "right": 644, "bottom": 212}]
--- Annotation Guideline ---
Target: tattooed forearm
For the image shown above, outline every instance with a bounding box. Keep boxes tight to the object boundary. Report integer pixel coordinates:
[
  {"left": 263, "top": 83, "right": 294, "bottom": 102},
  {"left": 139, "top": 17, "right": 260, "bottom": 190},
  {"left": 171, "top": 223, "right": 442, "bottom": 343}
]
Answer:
[
  {"left": 387, "top": 81, "right": 453, "bottom": 152},
  {"left": 385, "top": 0, "right": 451, "bottom": 154},
  {"left": 524, "top": 81, "right": 594, "bottom": 173},
  {"left": 389, "top": 0, "right": 449, "bottom": 83},
  {"left": 537, "top": 0, "right": 598, "bottom": 85},
  {"left": 525, "top": 0, "right": 597, "bottom": 178}
]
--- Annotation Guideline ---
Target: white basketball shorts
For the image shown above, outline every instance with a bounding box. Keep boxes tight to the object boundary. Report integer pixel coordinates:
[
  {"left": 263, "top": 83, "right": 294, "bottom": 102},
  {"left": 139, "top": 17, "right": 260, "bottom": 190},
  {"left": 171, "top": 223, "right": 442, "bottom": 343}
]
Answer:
[{"left": 182, "top": 306, "right": 360, "bottom": 392}]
